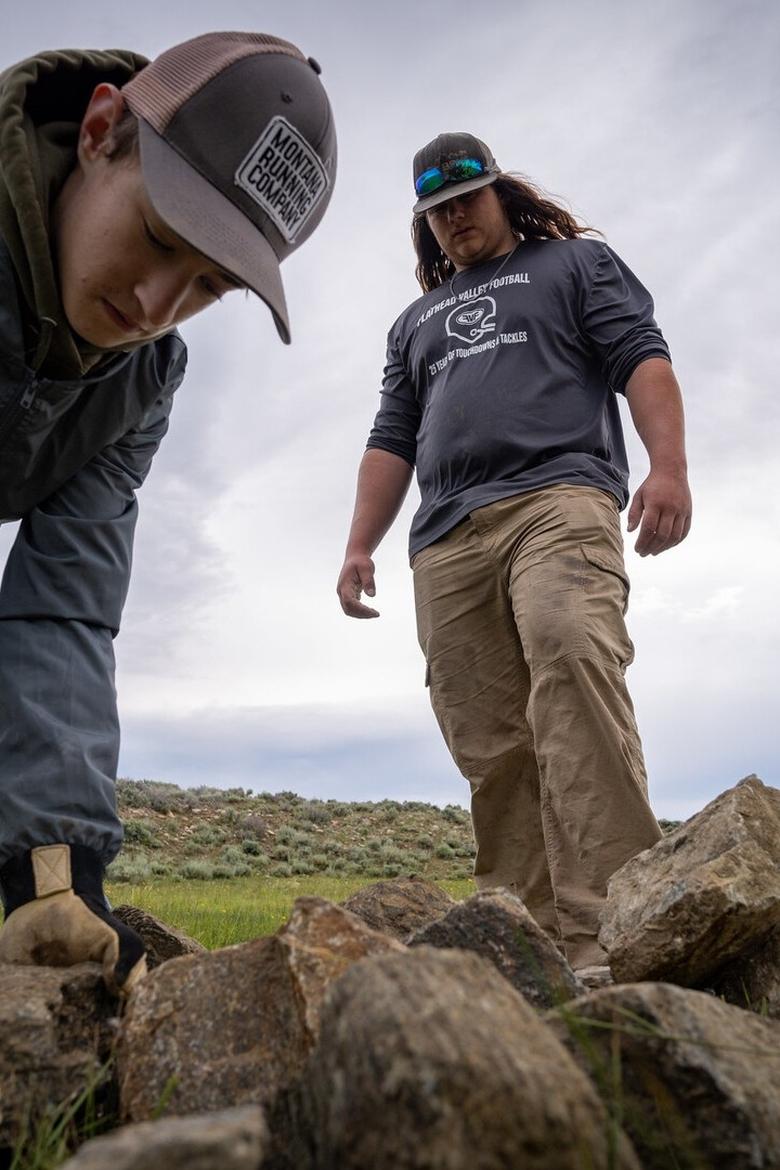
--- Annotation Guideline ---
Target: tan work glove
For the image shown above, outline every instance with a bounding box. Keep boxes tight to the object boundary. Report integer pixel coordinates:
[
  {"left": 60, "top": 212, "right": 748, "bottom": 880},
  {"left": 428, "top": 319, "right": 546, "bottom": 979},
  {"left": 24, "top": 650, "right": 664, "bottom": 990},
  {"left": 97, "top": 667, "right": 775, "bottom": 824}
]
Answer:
[{"left": 0, "top": 843, "right": 146, "bottom": 997}]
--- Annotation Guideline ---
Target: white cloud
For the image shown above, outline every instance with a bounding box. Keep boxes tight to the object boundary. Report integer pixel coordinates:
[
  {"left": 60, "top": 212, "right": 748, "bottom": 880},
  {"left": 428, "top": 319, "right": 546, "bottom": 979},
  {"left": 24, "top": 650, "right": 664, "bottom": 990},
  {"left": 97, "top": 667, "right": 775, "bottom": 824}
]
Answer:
[{"left": 682, "top": 586, "right": 743, "bottom": 624}]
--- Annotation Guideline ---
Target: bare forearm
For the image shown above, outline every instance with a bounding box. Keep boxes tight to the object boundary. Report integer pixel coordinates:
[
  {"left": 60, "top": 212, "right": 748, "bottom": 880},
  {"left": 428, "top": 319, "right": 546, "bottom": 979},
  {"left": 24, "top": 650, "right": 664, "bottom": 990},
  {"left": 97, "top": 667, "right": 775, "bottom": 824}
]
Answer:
[
  {"left": 344, "top": 448, "right": 414, "bottom": 556},
  {"left": 625, "top": 358, "right": 692, "bottom": 556},
  {"left": 626, "top": 358, "right": 688, "bottom": 473}
]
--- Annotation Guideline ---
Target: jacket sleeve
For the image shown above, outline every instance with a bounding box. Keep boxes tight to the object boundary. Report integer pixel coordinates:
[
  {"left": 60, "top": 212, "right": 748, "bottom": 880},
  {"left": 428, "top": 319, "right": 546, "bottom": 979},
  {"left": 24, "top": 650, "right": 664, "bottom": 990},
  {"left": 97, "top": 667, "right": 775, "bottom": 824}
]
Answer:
[
  {"left": 0, "top": 391, "right": 173, "bottom": 633},
  {"left": 365, "top": 325, "right": 421, "bottom": 468},
  {"left": 581, "top": 244, "right": 672, "bottom": 395},
  {"left": 0, "top": 390, "right": 177, "bottom": 867}
]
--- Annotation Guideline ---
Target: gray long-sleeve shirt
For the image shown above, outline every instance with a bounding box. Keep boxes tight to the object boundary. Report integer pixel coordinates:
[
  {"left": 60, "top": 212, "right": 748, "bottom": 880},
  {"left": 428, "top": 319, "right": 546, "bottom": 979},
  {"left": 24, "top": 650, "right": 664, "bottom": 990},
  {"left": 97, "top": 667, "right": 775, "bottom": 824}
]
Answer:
[{"left": 366, "top": 238, "right": 670, "bottom": 557}]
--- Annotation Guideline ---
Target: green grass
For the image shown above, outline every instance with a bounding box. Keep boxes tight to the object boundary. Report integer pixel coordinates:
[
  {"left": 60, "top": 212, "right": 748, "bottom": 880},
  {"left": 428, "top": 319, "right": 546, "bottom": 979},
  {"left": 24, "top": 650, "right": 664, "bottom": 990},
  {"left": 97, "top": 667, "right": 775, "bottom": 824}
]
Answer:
[
  {"left": 106, "top": 874, "right": 476, "bottom": 949},
  {"left": 9, "top": 1061, "right": 114, "bottom": 1170}
]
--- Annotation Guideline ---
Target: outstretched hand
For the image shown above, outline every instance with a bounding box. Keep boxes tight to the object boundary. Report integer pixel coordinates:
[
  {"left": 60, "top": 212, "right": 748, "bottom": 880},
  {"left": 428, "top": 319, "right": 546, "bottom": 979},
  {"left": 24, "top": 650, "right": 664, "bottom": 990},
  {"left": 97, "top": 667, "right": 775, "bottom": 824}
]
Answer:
[
  {"left": 337, "top": 551, "right": 380, "bottom": 618},
  {"left": 627, "top": 468, "right": 692, "bottom": 556}
]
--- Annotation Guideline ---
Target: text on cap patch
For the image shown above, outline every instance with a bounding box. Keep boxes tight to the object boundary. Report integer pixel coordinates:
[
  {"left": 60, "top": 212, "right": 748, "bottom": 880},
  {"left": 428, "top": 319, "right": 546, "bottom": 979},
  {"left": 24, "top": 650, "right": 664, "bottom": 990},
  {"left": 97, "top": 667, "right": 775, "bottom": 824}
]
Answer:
[{"left": 235, "top": 116, "right": 330, "bottom": 243}]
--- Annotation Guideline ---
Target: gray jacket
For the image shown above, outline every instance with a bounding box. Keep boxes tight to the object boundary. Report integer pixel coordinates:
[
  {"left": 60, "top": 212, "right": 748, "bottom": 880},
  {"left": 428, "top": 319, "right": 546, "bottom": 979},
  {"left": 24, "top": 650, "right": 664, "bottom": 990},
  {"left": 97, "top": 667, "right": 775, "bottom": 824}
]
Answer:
[
  {"left": 0, "top": 231, "right": 190, "bottom": 867},
  {"left": 0, "top": 240, "right": 187, "bottom": 520}
]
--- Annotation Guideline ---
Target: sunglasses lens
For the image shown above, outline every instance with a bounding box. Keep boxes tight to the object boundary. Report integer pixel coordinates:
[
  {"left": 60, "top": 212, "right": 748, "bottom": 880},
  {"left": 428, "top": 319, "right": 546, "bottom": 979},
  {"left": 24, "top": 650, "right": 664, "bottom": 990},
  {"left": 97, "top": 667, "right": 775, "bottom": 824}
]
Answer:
[
  {"left": 447, "top": 158, "right": 485, "bottom": 180},
  {"left": 415, "top": 167, "right": 446, "bottom": 196},
  {"left": 415, "top": 158, "right": 488, "bottom": 198}
]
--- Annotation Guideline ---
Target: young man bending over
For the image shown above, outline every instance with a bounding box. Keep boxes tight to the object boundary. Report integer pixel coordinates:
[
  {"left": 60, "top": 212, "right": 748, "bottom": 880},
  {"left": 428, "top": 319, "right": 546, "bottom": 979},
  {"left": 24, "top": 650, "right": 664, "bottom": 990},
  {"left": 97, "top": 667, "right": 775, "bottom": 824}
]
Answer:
[{"left": 0, "top": 32, "right": 336, "bottom": 994}]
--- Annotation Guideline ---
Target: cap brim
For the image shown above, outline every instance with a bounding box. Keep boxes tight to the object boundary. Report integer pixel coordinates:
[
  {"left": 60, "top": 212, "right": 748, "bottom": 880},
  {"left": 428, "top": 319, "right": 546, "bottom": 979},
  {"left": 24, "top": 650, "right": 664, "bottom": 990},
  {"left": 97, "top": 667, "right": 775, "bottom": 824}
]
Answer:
[
  {"left": 137, "top": 119, "right": 291, "bottom": 344},
  {"left": 413, "top": 170, "right": 499, "bottom": 215}
]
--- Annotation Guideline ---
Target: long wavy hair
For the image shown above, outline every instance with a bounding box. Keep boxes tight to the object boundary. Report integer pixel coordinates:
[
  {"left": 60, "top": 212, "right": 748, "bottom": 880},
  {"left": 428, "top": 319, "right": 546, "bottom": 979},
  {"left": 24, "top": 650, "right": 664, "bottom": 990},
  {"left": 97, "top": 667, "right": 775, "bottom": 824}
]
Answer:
[{"left": 412, "top": 173, "right": 598, "bottom": 293}]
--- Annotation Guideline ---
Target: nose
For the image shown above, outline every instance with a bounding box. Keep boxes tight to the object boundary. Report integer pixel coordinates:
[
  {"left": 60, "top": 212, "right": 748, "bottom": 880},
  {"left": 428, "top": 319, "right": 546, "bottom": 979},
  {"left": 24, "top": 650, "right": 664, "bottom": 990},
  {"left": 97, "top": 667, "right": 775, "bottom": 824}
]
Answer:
[
  {"left": 135, "top": 270, "right": 189, "bottom": 330},
  {"left": 445, "top": 197, "right": 466, "bottom": 223}
]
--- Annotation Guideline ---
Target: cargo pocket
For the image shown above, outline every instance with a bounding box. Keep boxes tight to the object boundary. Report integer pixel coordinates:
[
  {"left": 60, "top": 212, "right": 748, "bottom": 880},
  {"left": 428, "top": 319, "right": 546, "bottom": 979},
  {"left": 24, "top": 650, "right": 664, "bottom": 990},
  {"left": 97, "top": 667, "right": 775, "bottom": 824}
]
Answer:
[{"left": 580, "top": 544, "right": 630, "bottom": 615}]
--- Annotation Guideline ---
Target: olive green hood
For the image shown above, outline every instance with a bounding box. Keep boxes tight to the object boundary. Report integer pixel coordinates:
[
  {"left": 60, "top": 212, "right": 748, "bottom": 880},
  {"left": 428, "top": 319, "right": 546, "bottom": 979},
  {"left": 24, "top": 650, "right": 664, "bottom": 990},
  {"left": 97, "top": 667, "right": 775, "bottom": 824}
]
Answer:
[{"left": 0, "top": 48, "right": 148, "bottom": 377}]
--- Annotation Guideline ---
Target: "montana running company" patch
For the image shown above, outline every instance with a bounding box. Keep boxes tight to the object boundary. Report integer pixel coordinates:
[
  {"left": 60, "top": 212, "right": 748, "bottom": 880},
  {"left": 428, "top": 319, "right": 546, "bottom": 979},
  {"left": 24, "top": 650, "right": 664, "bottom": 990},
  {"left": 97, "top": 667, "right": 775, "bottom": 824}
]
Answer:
[{"left": 234, "top": 116, "right": 330, "bottom": 244}]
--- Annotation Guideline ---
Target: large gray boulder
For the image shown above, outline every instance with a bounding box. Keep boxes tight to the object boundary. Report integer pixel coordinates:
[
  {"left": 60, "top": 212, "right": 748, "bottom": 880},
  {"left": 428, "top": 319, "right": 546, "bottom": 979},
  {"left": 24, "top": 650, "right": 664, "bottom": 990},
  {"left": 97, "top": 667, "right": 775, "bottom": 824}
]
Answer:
[
  {"left": 600, "top": 775, "right": 780, "bottom": 983},
  {"left": 408, "top": 888, "right": 584, "bottom": 1009},
  {"left": 118, "top": 896, "right": 402, "bottom": 1122},
  {"left": 59, "top": 1105, "right": 267, "bottom": 1170},
  {"left": 280, "top": 946, "right": 640, "bottom": 1170},
  {"left": 547, "top": 981, "right": 780, "bottom": 1170},
  {"left": 341, "top": 876, "right": 455, "bottom": 940},
  {"left": 0, "top": 964, "right": 117, "bottom": 1148}
]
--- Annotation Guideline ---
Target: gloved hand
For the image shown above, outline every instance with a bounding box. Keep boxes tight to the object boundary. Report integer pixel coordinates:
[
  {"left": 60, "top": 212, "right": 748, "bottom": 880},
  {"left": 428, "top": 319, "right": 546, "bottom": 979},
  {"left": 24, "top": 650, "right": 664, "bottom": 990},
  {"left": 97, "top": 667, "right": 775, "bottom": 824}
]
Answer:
[{"left": 0, "top": 843, "right": 146, "bottom": 997}]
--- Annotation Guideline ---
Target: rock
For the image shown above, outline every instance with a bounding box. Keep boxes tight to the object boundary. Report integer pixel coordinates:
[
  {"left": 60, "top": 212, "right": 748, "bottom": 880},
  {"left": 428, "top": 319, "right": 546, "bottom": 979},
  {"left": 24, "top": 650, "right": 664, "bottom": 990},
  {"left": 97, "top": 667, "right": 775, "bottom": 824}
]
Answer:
[
  {"left": 111, "top": 905, "right": 206, "bottom": 969},
  {"left": 340, "top": 876, "right": 455, "bottom": 940},
  {"left": 273, "top": 896, "right": 404, "bottom": 1042},
  {"left": 547, "top": 981, "right": 780, "bottom": 1170},
  {"left": 280, "top": 947, "right": 640, "bottom": 1170},
  {"left": 710, "top": 923, "right": 780, "bottom": 1019},
  {"left": 600, "top": 775, "right": 780, "bottom": 983},
  {"left": 59, "top": 1105, "right": 267, "bottom": 1170},
  {"left": 408, "top": 888, "right": 584, "bottom": 1009},
  {"left": 0, "top": 964, "right": 117, "bottom": 1148},
  {"left": 576, "top": 965, "right": 615, "bottom": 990},
  {"left": 118, "top": 896, "right": 402, "bottom": 1122}
]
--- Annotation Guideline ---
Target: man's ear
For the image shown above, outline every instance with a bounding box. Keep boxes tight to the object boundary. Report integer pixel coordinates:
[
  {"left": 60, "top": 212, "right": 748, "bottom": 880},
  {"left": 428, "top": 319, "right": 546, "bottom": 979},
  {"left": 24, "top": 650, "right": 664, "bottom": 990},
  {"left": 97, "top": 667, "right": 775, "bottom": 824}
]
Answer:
[{"left": 77, "top": 83, "right": 126, "bottom": 166}]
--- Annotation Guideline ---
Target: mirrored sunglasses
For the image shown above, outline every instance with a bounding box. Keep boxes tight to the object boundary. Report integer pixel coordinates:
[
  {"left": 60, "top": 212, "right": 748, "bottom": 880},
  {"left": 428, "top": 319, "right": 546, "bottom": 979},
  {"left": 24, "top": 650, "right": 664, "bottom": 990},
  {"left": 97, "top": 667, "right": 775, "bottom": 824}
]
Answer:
[{"left": 415, "top": 157, "right": 488, "bottom": 197}]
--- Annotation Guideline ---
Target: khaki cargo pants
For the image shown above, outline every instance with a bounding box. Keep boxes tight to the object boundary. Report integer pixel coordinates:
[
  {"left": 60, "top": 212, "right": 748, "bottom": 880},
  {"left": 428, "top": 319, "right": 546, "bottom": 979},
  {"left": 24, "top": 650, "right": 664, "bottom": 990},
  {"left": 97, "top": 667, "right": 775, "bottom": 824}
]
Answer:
[{"left": 412, "top": 484, "right": 662, "bottom": 968}]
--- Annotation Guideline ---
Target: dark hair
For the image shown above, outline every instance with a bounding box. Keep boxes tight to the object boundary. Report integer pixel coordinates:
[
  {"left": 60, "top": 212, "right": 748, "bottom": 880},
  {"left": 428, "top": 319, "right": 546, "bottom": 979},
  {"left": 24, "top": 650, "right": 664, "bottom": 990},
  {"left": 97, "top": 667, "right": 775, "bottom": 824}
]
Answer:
[
  {"left": 106, "top": 109, "right": 140, "bottom": 163},
  {"left": 412, "top": 173, "right": 599, "bottom": 293}
]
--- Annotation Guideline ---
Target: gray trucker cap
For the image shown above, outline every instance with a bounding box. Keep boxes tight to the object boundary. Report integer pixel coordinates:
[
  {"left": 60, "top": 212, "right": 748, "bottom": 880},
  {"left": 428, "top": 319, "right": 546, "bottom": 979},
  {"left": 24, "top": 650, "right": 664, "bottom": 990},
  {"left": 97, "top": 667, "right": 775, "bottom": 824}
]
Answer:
[
  {"left": 413, "top": 132, "right": 499, "bottom": 214},
  {"left": 123, "top": 31, "right": 337, "bottom": 343}
]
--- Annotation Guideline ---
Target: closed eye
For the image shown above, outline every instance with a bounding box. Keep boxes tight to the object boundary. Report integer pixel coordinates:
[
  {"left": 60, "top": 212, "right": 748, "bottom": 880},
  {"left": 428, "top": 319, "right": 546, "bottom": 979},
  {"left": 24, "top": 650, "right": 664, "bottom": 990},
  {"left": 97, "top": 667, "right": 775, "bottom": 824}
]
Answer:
[
  {"left": 143, "top": 220, "right": 175, "bottom": 253},
  {"left": 142, "top": 215, "right": 242, "bottom": 301},
  {"left": 200, "top": 276, "right": 223, "bottom": 301}
]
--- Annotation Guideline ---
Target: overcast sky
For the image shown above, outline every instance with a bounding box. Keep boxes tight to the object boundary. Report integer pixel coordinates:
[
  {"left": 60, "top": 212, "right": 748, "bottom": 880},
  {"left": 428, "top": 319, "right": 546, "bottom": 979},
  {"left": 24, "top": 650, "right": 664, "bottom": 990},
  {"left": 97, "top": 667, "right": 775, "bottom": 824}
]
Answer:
[{"left": 2, "top": 0, "right": 778, "bottom": 819}]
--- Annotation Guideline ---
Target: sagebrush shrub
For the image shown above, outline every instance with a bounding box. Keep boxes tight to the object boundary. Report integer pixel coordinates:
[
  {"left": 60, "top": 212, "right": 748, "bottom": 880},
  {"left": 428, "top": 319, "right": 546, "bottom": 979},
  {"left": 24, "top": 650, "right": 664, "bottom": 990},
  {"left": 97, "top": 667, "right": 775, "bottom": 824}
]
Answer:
[
  {"left": 123, "top": 819, "right": 158, "bottom": 848},
  {"left": 107, "top": 853, "right": 153, "bottom": 883},
  {"left": 181, "top": 860, "right": 216, "bottom": 880},
  {"left": 241, "top": 838, "right": 263, "bottom": 855}
]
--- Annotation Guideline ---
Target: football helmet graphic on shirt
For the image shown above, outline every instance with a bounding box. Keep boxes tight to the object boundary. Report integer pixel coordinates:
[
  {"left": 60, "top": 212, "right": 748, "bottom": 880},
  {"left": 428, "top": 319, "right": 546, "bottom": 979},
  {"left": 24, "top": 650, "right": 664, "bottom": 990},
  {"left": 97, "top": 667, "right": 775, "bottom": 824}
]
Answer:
[{"left": 445, "top": 296, "right": 497, "bottom": 345}]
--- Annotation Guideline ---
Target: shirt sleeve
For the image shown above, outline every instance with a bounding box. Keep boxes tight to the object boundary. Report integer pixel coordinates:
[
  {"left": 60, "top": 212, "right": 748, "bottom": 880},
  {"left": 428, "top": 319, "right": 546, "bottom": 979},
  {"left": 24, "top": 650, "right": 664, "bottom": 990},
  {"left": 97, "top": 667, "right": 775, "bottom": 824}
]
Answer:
[
  {"left": 581, "top": 244, "right": 671, "bottom": 395},
  {"left": 365, "top": 324, "right": 421, "bottom": 468}
]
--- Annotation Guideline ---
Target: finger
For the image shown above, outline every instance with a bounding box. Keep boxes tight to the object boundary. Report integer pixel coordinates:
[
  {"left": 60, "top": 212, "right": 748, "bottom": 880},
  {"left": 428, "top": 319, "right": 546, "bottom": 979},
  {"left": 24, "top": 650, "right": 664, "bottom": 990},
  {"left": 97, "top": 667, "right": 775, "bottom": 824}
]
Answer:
[
  {"left": 626, "top": 489, "right": 644, "bottom": 533},
  {"left": 634, "top": 510, "right": 661, "bottom": 556},
  {"left": 668, "top": 512, "right": 688, "bottom": 547},
  {"left": 341, "top": 596, "right": 380, "bottom": 619},
  {"left": 337, "top": 568, "right": 365, "bottom": 612},
  {"left": 650, "top": 511, "right": 676, "bottom": 555},
  {"left": 670, "top": 513, "right": 686, "bottom": 543},
  {"left": 360, "top": 567, "right": 376, "bottom": 598},
  {"left": 337, "top": 571, "right": 379, "bottom": 618},
  {"left": 654, "top": 508, "right": 692, "bottom": 554}
]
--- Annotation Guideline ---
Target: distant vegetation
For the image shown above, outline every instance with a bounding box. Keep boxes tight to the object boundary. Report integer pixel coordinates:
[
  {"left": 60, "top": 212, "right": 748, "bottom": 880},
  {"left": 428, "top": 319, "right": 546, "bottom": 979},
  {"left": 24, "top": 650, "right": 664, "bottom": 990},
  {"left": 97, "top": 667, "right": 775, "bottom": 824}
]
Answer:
[
  {"left": 108, "top": 779, "right": 682, "bottom": 948},
  {"left": 110, "top": 779, "right": 478, "bottom": 885}
]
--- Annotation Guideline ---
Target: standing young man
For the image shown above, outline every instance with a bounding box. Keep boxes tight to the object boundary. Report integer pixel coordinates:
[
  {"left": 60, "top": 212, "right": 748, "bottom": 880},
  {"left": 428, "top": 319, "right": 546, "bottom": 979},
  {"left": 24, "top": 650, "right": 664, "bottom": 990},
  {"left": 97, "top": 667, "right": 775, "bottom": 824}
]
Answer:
[
  {"left": 337, "top": 134, "right": 691, "bottom": 979},
  {"left": 0, "top": 32, "right": 336, "bottom": 994}
]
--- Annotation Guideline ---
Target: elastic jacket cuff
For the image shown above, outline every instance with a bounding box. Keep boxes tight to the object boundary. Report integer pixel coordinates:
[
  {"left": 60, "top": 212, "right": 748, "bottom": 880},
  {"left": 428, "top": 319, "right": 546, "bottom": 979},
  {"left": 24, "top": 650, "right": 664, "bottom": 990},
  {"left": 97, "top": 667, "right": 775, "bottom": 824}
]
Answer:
[{"left": 0, "top": 844, "right": 105, "bottom": 917}]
